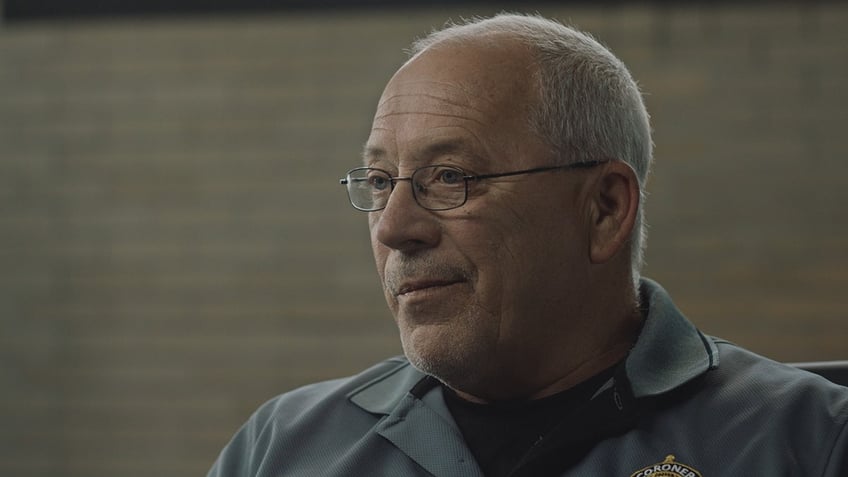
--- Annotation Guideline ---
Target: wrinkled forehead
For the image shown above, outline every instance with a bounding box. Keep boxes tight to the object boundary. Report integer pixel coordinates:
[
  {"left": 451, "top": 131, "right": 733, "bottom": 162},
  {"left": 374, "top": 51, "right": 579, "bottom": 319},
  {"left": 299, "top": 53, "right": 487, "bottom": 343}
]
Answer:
[
  {"left": 372, "top": 78, "right": 500, "bottom": 127},
  {"left": 366, "top": 41, "right": 540, "bottom": 166}
]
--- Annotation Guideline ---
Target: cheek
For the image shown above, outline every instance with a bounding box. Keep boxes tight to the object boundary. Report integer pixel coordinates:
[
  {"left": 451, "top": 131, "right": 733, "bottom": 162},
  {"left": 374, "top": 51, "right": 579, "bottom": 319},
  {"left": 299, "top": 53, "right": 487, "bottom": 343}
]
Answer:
[
  {"left": 452, "top": 221, "right": 516, "bottom": 307},
  {"left": 368, "top": 223, "right": 392, "bottom": 296},
  {"left": 371, "top": 242, "right": 388, "bottom": 280},
  {"left": 475, "top": 209, "right": 584, "bottom": 299},
  {"left": 368, "top": 217, "right": 384, "bottom": 262},
  {"left": 370, "top": 242, "right": 398, "bottom": 313}
]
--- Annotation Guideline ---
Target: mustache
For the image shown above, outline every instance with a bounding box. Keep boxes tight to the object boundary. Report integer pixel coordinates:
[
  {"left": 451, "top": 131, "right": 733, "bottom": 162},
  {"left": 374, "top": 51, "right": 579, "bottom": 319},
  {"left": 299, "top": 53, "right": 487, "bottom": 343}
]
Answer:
[{"left": 384, "top": 255, "right": 473, "bottom": 295}]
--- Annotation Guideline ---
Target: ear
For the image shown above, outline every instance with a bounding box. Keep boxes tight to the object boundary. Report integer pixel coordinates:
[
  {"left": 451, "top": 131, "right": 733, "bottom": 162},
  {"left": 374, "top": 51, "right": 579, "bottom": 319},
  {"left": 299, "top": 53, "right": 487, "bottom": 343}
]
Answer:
[{"left": 587, "top": 162, "right": 640, "bottom": 265}]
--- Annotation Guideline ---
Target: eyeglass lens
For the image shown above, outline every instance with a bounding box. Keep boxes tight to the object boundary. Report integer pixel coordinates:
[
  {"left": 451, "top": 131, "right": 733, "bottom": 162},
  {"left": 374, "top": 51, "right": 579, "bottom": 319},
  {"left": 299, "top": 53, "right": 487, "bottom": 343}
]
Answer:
[{"left": 344, "top": 165, "right": 468, "bottom": 211}]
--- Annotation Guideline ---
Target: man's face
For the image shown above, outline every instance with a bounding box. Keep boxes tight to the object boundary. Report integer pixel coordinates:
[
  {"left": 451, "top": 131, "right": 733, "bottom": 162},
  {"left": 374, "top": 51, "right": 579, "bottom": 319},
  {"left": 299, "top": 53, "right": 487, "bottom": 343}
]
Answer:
[{"left": 365, "top": 41, "right": 595, "bottom": 398}]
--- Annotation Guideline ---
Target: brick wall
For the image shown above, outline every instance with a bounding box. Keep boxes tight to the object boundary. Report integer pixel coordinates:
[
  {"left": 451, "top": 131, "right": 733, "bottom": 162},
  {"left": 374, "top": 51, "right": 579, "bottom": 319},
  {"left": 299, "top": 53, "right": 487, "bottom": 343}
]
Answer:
[{"left": 1, "top": 4, "right": 845, "bottom": 476}]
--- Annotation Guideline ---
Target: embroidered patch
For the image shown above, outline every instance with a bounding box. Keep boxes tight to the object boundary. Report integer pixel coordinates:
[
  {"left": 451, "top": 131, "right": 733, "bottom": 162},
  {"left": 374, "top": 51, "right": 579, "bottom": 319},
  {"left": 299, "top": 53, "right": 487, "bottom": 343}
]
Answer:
[{"left": 629, "top": 455, "right": 702, "bottom": 477}]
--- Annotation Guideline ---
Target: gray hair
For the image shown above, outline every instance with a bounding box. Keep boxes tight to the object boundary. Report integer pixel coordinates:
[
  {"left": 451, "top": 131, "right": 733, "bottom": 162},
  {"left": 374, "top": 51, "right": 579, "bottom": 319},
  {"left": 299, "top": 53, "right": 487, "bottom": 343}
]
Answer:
[{"left": 408, "top": 14, "right": 653, "bottom": 289}]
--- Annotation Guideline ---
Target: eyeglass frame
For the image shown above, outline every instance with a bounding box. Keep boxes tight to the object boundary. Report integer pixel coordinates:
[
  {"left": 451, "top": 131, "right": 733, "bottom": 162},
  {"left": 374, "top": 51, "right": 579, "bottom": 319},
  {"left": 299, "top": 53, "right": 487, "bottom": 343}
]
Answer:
[{"left": 339, "top": 160, "right": 609, "bottom": 212}]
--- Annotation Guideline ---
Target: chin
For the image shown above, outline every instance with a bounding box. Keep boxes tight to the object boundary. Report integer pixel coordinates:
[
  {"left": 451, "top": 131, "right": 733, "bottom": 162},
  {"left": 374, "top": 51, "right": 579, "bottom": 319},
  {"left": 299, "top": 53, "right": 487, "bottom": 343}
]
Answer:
[{"left": 401, "top": 325, "right": 491, "bottom": 392}]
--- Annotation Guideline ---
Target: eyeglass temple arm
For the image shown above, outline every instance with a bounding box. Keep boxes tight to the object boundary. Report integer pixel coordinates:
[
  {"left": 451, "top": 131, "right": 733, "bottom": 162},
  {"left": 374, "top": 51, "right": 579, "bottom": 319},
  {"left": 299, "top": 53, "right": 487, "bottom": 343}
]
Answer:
[{"left": 469, "top": 160, "right": 607, "bottom": 181}]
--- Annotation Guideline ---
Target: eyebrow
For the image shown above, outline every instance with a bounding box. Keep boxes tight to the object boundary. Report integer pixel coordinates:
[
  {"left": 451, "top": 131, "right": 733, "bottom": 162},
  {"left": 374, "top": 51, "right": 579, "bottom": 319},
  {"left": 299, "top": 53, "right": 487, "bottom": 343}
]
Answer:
[
  {"left": 362, "top": 137, "right": 479, "bottom": 167},
  {"left": 420, "top": 139, "right": 475, "bottom": 160},
  {"left": 362, "top": 145, "right": 385, "bottom": 166}
]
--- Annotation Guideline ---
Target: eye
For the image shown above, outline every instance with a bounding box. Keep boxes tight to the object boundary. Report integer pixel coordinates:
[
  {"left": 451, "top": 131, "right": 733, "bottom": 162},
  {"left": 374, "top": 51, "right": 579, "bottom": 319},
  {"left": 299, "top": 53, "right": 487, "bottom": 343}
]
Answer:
[
  {"left": 367, "top": 172, "right": 391, "bottom": 191},
  {"left": 436, "top": 167, "right": 464, "bottom": 185}
]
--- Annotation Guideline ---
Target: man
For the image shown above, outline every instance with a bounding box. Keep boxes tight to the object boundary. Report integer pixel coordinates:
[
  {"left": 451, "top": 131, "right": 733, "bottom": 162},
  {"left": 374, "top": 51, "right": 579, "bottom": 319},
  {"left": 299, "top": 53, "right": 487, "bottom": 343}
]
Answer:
[{"left": 209, "top": 14, "right": 848, "bottom": 476}]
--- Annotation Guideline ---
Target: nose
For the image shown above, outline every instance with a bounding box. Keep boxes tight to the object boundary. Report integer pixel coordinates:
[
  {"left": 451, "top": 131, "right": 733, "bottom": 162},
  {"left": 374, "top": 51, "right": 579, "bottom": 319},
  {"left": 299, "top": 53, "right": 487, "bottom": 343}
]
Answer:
[{"left": 371, "top": 181, "right": 441, "bottom": 254}]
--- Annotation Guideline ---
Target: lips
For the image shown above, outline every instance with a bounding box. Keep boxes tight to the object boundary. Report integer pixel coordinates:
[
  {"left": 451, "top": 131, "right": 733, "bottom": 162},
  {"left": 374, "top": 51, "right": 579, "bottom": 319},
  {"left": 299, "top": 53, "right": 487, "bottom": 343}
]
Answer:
[
  {"left": 396, "top": 279, "right": 463, "bottom": 296},
  {"left": 385, "top": 258, "right": 472, "bottom": 299}
]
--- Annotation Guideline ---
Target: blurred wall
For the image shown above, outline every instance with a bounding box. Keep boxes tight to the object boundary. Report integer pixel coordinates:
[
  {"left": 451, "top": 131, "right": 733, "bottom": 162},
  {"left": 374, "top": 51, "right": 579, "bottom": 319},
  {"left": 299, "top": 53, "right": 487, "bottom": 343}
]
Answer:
[{"left": 1, "top": 3, "right": 846, "bottom": 476}]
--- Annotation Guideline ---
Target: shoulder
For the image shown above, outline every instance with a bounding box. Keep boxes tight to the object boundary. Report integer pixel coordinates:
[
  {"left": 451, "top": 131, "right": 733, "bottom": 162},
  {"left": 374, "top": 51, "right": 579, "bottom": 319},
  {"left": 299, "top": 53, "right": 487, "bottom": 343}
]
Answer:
[
  {"left": 699, "top": 340, "right": 848, "bottom": 473},
  {"left": 708, "top": 339, "right": 848, "bottom": 411},
  {"left": 208, "top": 356, "right": 421, "bottom": 477},
  {"left": 647, "top": 338, "right": 848, "bottom": 432},
  {"left": 629, "top": 339, "right": 848, "bottom": 475}
]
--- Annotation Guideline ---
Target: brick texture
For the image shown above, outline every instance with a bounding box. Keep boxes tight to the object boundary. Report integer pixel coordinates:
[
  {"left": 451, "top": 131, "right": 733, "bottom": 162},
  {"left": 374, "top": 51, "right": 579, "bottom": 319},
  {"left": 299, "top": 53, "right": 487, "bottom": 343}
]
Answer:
[{"left": 1, "top": 4, "right": 846, "bottom": 476}]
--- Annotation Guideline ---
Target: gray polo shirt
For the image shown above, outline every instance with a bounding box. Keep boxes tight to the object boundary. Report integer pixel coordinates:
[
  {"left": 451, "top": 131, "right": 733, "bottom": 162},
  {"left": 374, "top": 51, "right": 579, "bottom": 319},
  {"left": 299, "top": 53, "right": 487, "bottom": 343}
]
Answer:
[{"left": 208, "top": 279, "right": 848, "bottom": 476}]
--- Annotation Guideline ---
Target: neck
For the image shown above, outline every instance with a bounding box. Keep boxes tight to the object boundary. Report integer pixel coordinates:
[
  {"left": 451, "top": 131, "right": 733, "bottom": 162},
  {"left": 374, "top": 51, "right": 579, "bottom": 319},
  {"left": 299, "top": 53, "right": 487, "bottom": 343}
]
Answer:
[{"left": 453, "top": 302, "right": 644, "bottom": 404}]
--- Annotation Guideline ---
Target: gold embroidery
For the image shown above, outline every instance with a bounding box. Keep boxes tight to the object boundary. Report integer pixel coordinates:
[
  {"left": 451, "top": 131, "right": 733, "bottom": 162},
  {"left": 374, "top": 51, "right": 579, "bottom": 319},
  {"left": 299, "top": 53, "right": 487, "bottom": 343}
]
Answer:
[{"left": 629, "top": 454, "right": 703, "bottom": 477}]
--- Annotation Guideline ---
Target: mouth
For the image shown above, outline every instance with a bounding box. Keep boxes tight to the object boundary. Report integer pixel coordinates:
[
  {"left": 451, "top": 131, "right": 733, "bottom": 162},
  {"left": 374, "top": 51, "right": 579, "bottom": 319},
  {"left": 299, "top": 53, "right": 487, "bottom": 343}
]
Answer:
[{"left": 396, "top": 279, "right": 464, "bottom": 297}]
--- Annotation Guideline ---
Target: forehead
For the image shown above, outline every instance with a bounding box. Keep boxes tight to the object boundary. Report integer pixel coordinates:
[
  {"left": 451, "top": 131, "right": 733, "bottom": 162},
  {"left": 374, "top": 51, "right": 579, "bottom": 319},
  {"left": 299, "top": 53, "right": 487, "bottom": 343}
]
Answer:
[
  {"left": 365, "top": 41, "right": 539, "bottom": 167},
  {"left": 364, "top": 134, "right": 485, "bottom": 170},
  {"left": 374, "top": 78, "right": 500, "bottom": 128}
]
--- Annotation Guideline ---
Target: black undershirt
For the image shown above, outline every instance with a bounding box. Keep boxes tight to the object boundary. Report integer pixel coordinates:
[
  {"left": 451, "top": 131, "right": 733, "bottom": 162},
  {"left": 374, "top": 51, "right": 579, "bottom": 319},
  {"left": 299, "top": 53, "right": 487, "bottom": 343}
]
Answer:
[{"left": 442, "top": 365, "right": 618, "bottom": 477}]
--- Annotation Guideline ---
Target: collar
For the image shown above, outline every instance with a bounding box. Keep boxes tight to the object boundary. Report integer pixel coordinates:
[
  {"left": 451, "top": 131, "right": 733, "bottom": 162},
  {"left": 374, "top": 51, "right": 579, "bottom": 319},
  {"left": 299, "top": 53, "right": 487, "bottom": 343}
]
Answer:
[
  {"left": 627, "top": 278, "right": 719, "bottom": 398},
  {"left": 348, "top": 278, "right": 719, "bottom": 413},
  {"left": 348, "top": 357, "right": 426, "bottom": 414}
]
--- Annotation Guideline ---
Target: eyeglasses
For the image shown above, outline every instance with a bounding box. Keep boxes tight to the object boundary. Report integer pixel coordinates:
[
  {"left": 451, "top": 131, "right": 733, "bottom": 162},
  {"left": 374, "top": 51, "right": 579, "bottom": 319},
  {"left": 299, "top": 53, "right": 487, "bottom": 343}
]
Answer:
[{"left": 340, "top": 160, "right": 607, "bottom": 212}]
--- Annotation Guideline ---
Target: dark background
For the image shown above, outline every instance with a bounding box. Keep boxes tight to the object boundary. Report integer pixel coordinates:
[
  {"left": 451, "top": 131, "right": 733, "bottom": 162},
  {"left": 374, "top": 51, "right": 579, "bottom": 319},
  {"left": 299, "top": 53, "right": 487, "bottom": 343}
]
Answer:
[{"left": 3, "top": 0, "right": 835, "bottom": 21}]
